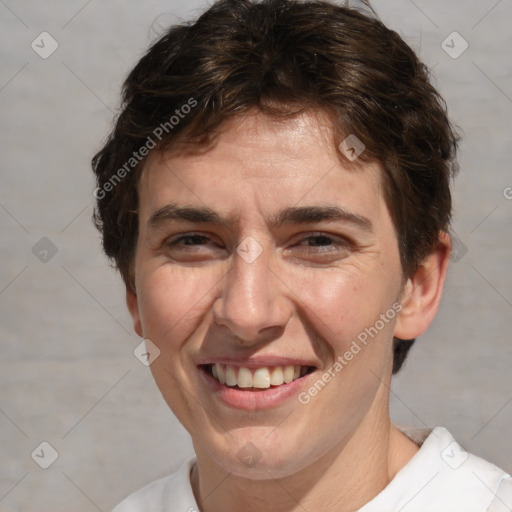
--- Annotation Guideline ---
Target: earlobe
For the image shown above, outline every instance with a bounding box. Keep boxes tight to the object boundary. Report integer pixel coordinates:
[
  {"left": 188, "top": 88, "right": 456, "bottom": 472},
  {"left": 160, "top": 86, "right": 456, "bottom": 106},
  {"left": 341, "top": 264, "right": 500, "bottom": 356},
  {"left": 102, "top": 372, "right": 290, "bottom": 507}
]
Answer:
[
  {"left": 126, "top": 288, "right": 144, "bottom": 338},
  {"left": 394, "top": 231, "right": 452, "bottom": 340}
]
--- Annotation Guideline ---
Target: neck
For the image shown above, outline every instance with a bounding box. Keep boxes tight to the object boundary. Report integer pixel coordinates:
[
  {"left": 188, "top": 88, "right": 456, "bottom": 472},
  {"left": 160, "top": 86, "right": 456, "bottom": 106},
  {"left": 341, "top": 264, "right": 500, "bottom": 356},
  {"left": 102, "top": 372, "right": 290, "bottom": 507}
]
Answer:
[{"left": 190, "top": 408, "right": 419, "bottom": 512}]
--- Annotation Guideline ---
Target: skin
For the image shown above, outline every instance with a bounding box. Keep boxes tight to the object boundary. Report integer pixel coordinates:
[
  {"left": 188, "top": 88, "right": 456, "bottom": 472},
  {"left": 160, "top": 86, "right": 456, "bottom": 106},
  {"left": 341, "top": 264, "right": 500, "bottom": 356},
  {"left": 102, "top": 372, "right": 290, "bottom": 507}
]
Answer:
[{"left": 126, "top": 109, "right": 451, "bottom": 512}]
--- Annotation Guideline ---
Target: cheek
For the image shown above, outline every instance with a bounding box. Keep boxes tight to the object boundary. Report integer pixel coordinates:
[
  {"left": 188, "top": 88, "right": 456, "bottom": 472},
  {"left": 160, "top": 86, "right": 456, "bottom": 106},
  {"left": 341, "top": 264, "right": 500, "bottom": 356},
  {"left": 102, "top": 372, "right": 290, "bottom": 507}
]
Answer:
[
  {"left": 137, "top": 265, "right": 216, "bottom": 344},
  {"left": 284, "top": 265, "right": 393, "bottom": 346}
]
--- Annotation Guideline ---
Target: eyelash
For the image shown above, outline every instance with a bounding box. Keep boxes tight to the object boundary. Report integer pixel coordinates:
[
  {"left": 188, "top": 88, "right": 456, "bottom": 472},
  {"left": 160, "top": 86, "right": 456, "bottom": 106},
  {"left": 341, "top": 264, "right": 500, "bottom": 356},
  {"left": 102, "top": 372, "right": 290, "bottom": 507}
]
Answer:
[{"left": 164, "top": 232, "right": 351, "bottom": 255}]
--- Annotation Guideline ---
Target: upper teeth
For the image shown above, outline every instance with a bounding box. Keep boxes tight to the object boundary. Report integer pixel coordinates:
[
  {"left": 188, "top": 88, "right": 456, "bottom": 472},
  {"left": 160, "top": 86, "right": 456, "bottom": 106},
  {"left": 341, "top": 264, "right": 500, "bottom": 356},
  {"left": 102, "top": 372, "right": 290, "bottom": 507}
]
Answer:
[{"left": 210, "top": 364, "right": 309, "bottom": 388}]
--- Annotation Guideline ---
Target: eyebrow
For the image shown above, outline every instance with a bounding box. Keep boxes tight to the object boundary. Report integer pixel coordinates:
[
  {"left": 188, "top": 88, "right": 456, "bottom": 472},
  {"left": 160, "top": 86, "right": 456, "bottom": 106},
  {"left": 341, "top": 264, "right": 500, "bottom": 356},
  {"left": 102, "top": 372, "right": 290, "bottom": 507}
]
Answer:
[{"left": 148, "top": 204, "right": 373, "bottom": 232}]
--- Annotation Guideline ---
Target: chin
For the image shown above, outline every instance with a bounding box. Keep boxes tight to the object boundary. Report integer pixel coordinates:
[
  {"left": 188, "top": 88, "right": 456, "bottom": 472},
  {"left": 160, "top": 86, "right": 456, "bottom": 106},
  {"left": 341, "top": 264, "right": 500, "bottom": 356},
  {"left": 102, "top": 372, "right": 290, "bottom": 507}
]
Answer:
[{"left": 211, "top": 434, "right": 314, "bottom": 480}]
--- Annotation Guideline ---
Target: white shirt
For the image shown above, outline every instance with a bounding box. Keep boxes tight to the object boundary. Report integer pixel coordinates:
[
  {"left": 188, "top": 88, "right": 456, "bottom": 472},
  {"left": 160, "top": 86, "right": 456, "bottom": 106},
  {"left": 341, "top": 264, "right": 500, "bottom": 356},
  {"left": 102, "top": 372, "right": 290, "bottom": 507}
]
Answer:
[{"left": 112, "top": 426, "right": 512, "bottom": 512}]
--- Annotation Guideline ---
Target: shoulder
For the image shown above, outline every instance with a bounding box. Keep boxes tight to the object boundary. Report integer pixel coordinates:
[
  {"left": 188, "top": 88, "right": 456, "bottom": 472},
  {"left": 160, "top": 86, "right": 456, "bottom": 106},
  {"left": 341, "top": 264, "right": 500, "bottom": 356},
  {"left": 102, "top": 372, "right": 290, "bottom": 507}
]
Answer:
[
  {"left": 410, "top": 426, "right": 512, "bottom": 511},
  {"left": 111, "top": 457, "right": 198, "bottom": 512},
  {"left": 360, "top": 426, "right": 512, "bottom": 512},
  {"left": 487, "top": 475, "right": 512, "bottom": 511},
  {"left": 111, "top": 475, "right": 170, "bottom": 512}
]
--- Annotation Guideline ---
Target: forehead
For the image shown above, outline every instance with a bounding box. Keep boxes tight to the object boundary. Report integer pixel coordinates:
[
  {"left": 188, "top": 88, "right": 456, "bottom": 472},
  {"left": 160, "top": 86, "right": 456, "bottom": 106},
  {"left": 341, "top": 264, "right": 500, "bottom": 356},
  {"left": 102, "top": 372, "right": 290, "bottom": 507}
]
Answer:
[{"left": 137, "top": 110, "right": 386, "bottom": 227}]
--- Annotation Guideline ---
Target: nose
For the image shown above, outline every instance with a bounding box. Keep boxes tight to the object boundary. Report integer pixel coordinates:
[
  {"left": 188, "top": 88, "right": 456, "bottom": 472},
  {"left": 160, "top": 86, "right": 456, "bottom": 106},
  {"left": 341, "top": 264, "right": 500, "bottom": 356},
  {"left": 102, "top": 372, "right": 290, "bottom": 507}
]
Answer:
[{"left": 212, "top": 244, "right": 292, "bottom": 345}]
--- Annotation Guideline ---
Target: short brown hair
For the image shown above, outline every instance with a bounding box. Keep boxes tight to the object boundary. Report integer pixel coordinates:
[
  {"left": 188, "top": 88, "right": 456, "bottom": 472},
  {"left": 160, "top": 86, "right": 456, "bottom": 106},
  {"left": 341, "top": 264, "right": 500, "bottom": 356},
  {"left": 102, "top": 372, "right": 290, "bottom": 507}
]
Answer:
[{"left": 92, "top": 0, "right": 459, "bottom": 373}]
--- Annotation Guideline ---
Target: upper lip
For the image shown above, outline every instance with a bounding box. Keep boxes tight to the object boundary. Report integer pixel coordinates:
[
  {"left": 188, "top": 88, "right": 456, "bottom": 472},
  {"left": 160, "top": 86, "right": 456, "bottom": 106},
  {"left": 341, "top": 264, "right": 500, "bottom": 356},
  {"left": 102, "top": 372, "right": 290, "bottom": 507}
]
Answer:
[{"left": 196, "top": 356, "right": 318, "bottom": 369}]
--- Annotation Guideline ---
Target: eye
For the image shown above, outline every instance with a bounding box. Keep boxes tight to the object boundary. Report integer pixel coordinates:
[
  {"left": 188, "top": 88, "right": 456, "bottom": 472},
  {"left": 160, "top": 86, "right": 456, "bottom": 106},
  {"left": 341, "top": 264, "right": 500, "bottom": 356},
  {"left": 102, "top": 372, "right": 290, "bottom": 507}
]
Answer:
[
  {"left": 291, "top": 233, "right": 352, "bottom": 258},
  {"left": 298, "top": 235, "right": 337, "bottom": 248},
  {"left": 162, "top": 232, "right": 352, "bottom": 262},
  {"left": 168, "top": 234, "right": 212, "bottom": 247},
  {"left": 163, "top": 233, "right": 224, "bottom": 260}
]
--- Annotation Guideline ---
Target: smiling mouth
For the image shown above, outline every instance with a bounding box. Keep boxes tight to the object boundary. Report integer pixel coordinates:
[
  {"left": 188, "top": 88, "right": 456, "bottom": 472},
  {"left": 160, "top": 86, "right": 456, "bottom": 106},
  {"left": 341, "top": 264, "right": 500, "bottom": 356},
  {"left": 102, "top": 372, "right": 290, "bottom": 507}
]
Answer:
[{"left": 200, "top": 364, "right": 315, "bottom": 390}]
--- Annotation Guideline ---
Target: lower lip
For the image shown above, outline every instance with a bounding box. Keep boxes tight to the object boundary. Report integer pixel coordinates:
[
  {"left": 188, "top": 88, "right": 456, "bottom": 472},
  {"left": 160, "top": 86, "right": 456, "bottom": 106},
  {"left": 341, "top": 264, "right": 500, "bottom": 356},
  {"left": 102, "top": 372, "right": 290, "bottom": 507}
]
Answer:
[{"left": 198, "top": 366, "right": 314, "bottom": 411}]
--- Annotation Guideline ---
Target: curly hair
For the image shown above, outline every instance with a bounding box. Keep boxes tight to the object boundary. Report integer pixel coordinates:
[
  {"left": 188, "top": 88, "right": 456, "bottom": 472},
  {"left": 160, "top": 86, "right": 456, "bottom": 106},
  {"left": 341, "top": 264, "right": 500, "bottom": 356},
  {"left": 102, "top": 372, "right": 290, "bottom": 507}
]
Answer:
[{"left": 92, "top": 0, "right": 459, "bottom": 373}]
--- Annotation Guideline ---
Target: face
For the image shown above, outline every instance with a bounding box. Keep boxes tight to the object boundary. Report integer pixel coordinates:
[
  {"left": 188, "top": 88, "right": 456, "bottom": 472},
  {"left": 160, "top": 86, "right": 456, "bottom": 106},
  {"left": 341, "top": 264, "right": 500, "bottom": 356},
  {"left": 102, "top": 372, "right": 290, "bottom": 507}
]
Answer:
[{"left": 127, "top": 110, "right": 406, "bottom": 479}]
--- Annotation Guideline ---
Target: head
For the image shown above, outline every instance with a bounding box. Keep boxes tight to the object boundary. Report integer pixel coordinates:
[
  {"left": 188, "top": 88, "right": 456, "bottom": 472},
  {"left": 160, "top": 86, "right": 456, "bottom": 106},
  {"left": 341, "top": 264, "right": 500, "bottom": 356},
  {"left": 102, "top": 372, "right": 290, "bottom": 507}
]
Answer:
[{"left": 92, "top": 0, "right": 457, "bottom": 478}]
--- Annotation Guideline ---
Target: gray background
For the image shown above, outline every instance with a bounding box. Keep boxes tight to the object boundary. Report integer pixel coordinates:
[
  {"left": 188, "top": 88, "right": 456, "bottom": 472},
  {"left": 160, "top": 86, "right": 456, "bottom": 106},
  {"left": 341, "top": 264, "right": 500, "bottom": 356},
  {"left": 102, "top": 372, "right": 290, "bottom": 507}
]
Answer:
[{"left": 0, "top": 0, "right": 511, "bottom": 510}]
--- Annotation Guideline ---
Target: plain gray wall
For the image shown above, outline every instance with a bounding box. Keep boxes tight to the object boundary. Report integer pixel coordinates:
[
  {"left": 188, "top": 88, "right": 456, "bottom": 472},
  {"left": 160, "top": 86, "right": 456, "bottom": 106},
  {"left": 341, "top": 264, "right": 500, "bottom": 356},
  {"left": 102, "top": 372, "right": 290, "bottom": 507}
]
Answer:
[{"left": 1, "top": 1, "right": 511, "bottom": 510}]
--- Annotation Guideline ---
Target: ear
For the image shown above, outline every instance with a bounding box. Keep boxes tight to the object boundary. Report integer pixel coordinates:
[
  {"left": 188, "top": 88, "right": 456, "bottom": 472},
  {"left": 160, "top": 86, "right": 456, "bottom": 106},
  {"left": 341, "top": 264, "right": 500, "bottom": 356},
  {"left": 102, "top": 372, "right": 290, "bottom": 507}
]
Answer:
[
  {"left": 394, "top": 231, "right": 451, "bottom": 339},
  {"left": 126, "top": 288, "right": 144, "bottom": 338}
]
